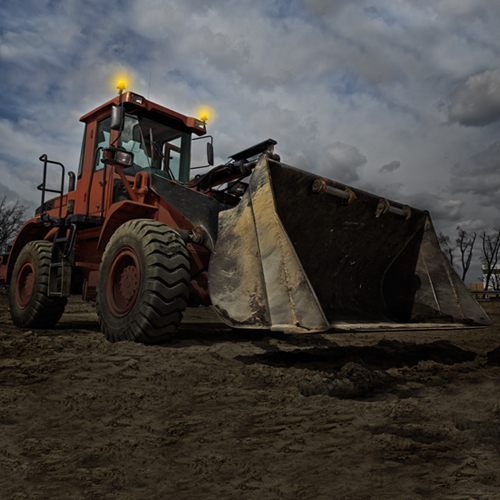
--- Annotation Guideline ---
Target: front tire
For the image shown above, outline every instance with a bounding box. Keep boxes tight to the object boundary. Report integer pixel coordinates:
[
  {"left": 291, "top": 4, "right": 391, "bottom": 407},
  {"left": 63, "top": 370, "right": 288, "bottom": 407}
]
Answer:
[
  {"left": 96, "top": 220, "right": 191, "bottom": 343},
  {"left": 9, "top": 241, "right": 67, "bottom": 328}
]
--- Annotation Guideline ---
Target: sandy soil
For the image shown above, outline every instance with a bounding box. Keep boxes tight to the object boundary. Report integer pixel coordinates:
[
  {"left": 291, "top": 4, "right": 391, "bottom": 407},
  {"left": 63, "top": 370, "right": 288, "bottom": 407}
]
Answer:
[{"left": 1, "top": 294, "right": 500, "bottom": 500}]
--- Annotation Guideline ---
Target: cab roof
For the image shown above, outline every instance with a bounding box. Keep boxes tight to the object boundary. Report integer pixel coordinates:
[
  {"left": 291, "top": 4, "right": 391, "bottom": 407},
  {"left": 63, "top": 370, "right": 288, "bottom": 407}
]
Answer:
[{"left": 79, "top": 91, "right": 207, "bottom": 136}]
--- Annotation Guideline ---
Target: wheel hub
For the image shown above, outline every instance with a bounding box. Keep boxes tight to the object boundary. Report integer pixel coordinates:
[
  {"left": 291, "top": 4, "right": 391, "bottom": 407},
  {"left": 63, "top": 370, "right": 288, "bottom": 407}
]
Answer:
[
  {"left": 120, "top": 265, "right": 139, "bottom": 303},
  {"left": 106, "top": 247, "right": 141, "bottom": 317},
  {"left": 15, "top": 260, "right": 35, "bottom": 309}
]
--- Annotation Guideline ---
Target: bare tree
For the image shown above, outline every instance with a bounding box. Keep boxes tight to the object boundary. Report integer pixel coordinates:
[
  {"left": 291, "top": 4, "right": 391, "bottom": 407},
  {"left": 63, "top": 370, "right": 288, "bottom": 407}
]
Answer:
[
  {"left": 438, "top": 232, "right": 455, "bottom": 268},
  {"left": 455, "top": 226, "right": 476, "bottom": 281},
  {"left": 480, "top": 228, "right": 500, "bottom": 291},
  {"left": 492, "top": 273, "right": 500, "bottom": 290},
  {"left": 0, "top": 197, "right": 27, "bottom": 253}
]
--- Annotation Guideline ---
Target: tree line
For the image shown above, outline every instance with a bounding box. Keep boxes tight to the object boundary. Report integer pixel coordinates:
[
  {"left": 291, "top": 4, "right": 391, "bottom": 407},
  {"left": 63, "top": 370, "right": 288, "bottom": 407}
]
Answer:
[
  {"left": 0, "top": 196, "right": 27, "bottom": 254},
  {"left": 438, "top": 226, "right": 500, "bottom": 290}
]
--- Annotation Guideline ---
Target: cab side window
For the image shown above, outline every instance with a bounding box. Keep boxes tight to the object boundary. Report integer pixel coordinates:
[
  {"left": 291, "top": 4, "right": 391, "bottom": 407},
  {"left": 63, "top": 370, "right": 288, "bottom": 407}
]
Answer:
[
  {"left": 165, "top": 137, "right": 181, "bottom": 179},
  {"left": 77, "top": 124, "right": 87, "bottom": 178},
  {"left": 95, "top": 116, "right": 111, "bottom": 171}
]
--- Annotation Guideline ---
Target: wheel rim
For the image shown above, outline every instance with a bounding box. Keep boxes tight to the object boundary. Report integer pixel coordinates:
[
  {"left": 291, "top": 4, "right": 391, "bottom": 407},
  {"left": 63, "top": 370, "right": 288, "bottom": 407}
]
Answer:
[
  {"left": 15, "top": 260, "right": 35, "bottom": 309},
  {"left": 106, "top": 246, "right": 141, "bottom": 318}
]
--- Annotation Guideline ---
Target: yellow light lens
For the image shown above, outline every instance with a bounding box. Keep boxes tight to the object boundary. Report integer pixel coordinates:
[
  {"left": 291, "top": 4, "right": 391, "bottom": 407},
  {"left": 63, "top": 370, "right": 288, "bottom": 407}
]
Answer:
[
  {"left": 195, "top": 105, "right": 216, "bottom": 124},
  {"left": 108, "top": 69, "right": 135, "bottom": 95}
]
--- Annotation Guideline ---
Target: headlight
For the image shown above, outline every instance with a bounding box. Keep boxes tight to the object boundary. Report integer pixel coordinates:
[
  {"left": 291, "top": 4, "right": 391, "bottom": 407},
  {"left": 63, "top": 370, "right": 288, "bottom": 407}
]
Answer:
[
  {"left": 115, "top": 150, "right": 134, "bottom": 166},
  {"left": 130, "top": 93, "right": 144, "bottom": 104},
  {"left": 102, "top": 147, "right": 134, "bottom": 168}
]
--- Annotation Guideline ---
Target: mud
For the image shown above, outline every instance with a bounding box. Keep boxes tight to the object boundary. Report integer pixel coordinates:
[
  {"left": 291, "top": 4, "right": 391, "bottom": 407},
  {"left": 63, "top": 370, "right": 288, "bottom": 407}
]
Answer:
[{"left": 1, "top": 294, "right": 500, "bottom": 499}]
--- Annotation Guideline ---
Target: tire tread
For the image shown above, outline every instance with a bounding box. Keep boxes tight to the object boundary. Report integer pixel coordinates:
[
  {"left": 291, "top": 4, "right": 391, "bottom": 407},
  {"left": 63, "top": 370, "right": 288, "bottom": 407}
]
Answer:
[
  {"left": 96, "top": 220, "right": 191, "bottom": 343},
  {"left": 9, "top": 241, "right": 67, "bottom": 329}
]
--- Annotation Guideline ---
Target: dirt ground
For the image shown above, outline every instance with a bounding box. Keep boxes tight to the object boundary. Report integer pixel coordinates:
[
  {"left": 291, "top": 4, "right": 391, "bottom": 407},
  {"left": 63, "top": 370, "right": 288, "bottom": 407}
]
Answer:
[{"left": 1, "top": 294, "right": 500, "bottom": 500}]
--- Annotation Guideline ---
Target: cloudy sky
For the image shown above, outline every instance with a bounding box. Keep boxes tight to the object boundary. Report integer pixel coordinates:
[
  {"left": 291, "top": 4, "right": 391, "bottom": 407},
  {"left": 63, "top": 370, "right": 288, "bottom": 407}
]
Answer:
[{"left": 1, "top": 0, "right": 500, "bottom": 282}]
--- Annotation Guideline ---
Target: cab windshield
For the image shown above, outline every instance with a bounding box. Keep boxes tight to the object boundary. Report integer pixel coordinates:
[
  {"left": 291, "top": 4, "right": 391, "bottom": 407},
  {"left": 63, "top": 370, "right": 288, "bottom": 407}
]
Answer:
[{"left": 119, "top": 114, "right": 191, "bottom": 182}]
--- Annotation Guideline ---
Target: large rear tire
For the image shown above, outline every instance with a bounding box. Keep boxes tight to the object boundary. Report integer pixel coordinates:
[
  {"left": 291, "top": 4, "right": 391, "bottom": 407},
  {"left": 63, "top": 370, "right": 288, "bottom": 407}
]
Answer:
[
  {"left": 9, "top": 241, "right": 67, "bottom": 328},
  {"left": 96, "top": 220, "right": 191, "bottom": 343}
]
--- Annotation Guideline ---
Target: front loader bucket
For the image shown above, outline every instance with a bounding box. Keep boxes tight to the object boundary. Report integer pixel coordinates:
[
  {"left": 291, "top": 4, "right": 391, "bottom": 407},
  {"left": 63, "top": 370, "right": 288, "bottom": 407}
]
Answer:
[{"left": 209, "top": 155, "right": 491, "bottom": 332}]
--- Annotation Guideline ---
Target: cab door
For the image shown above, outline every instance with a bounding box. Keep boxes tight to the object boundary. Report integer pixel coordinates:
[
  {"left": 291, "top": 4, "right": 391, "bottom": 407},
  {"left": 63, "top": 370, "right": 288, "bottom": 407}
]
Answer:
[{"left": 88, "top": 116, "right": 111, "bottom": 217}]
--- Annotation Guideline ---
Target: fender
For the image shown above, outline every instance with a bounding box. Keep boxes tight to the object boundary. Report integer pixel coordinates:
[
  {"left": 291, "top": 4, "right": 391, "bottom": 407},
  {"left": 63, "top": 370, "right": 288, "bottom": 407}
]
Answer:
[
  {"left": 97, "top": 200, "right": 158, "bottom": 251},
  {"left": 4, "top": 219, "right": 52, "bottom": 282}
]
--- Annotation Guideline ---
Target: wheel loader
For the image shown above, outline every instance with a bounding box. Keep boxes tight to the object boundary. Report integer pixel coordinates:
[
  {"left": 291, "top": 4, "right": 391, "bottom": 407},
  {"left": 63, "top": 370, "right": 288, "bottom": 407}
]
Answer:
[{"left": 0, "top": 87, "right": 491, "bottom": 343}]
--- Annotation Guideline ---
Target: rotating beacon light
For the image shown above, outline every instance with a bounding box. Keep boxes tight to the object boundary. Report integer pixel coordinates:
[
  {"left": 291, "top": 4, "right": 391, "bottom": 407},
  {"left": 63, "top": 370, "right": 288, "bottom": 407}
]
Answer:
[
  {"left": 196, "top": 105, "right": 216, "bottom": 124},
  {"left": 194, "top": 105, "right": 215, "bottom": 132},
  {"left": 117, "top": 79, "right": 126, "bottom": 96}
]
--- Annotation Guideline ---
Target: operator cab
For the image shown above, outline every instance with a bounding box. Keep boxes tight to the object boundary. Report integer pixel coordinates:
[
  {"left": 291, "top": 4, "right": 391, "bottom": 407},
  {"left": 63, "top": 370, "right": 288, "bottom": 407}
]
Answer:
[
  {"left": 96, "top": 111, "right": 192, "bottom": 182},
  {"left": 74, "top": 91, "right": 208, "bottom": 217}
]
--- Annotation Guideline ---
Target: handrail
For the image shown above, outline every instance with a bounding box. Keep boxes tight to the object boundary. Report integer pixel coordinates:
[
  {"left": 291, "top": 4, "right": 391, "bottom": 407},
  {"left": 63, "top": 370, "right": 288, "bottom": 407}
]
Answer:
[{"left": 37, "top": 154, "right": 66, "bottom": 219}]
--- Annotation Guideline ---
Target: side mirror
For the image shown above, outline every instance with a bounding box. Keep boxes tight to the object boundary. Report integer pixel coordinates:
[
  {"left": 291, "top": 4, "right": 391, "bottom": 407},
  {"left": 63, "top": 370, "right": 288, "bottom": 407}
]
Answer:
[
  {"left": 207, "top": 142, "right": 214, "bottom": 166},
  {"left": 110, "top": 105, "right": 123, "bottom": 131}
]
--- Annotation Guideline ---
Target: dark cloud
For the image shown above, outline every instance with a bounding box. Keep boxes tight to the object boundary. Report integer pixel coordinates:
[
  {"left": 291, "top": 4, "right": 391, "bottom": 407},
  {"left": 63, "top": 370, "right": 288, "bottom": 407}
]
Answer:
[
  {"left": 379, "top": 160, "right": 400, "bottom": 174},
  {"left": 405, "top": 192, "right": 463, "bottom": 223},
  {"left": 0, "top": 182, "right": 37, "bottom": 215},
  {"left": 358, "top": 181, "right": 403, "bottom": 202},
  {"left": 450, "top": 141, "right": 500, "bottom": 206},
  {"left": 319, "top": 142, "right": 367, "bottom": 183},
  {"left": 443, "top": 70, "right": 500, "bottom": 127},
  {"left": 300, "top": 0, "right": 349, "bottom": 16},
  {"left": 0, "top": 182, "right": 25, "bottom": 201}
]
